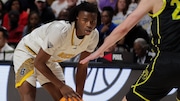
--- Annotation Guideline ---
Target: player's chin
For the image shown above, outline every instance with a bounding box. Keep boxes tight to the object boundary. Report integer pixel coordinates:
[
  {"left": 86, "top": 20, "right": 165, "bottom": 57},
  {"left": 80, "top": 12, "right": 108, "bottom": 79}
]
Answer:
[{"left": 84, "top": 30, "right": 92, "bottom": 35}]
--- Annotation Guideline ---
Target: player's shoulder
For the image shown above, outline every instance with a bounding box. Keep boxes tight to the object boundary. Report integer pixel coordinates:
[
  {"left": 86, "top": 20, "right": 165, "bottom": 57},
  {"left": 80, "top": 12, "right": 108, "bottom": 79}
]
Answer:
[
  {"left": 47, "top": 20, "right": 71, "bottom": 32},
  {"left": 92, "top": 28, "right": 99, "bottom": 34},
  {"left": 91, "top": 28, "right": 99, "bottom": 35},
  {"left": 90, "top": 28, "right": 99, "bottom": 38},
  {"left": 50, "top": 20, "right": 71, "bottom": 27}
]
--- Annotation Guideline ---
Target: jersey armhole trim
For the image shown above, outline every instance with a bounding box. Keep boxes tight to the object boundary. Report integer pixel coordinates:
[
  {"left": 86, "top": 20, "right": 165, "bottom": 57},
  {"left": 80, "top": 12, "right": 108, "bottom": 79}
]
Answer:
[{"left": 149, "top": 0, "right": 166, "bottom": 18}]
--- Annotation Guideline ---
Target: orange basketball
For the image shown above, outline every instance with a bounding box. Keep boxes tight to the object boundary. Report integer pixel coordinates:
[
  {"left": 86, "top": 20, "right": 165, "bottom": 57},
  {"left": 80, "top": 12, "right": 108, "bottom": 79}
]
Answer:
[
  {"left": 59, "top": 97, "right": 67, "bottom": 101},
  {"left": 59, "top": 97, "right": 83, "bottom": 101}
]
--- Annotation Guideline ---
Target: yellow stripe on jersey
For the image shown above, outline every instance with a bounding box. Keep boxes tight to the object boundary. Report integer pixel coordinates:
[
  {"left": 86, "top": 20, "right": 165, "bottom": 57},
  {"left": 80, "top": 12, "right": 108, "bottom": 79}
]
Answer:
[{"left": 131, "top": 47, "right": 161, "bottom": 101}]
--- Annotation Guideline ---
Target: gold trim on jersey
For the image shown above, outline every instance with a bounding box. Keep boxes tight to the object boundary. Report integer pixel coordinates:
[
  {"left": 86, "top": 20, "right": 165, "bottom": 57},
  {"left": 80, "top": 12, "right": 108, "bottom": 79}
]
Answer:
[
  {"left": 150, "top": 15, "right": 161, "bottom": 53},
  {"left": 149, "top": 0, "right": 166, "bottom": 18},
  {"left": 71, "top": 28, "right": 85, "bottom": 46},
  {"left": 157, "top": 16, "right": 161, "bottom": 45},
  {"left": 15, "top": 58, "right": 34, "bottom": 88},
  {"left": 25, "top": 45, "right": 37, "bottom": 55},
  {"left": 176, "top": 97, "right": 180, "bottom": 101},
  {"left": 53, "top": 52, "right": 76, "bottom": 62}
]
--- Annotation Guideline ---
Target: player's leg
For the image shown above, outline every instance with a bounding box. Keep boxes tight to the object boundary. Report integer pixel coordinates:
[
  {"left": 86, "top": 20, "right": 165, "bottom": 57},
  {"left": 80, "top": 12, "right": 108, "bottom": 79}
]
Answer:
[
  {"left": 14, "top": 57, "right": 36, "bottom": 101},
  {"left": 37, "top": 62, "right": 65, "bottom": 101},
  {"left": 15, "top": 64, "right": 37, "bottom": 101},
  {"left": 17, "top": 81, "right": 36, "bottom": 101},
  {"left": 124, "top": 52, "right": 180, "bottom": 101},
  {"left": 13, "top": 40, "right": 37, "bottom": 101}
]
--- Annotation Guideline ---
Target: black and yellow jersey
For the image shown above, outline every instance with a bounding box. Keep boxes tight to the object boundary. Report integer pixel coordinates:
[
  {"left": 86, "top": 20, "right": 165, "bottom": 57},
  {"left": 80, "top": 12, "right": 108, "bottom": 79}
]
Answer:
[{"left": 149, "top": 0, "right": 180, "bottom": 52}]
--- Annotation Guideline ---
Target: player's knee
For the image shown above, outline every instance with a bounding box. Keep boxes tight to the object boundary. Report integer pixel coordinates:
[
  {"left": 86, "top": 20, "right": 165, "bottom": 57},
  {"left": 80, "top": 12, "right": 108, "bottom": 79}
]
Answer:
[
  {"left": 23, "top": 93, "right": 36, "bottom": 101},
  {"left": 18, "top": 90, "right": 36, "bottom": 101}
]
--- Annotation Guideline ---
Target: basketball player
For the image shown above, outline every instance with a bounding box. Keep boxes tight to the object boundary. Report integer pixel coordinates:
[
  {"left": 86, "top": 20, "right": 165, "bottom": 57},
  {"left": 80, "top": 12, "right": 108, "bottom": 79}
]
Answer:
[
  {"left": 13, "top": 2, "right": 100, "bottom": 101},
  {"left": 80, "top": 0, "right": 180, "bottom": 100}
]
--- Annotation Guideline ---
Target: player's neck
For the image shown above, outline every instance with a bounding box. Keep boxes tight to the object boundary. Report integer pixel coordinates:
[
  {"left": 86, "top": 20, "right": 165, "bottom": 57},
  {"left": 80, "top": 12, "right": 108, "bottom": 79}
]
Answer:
[
  {"left": 77, "top": 35, "right": 84, "bottom": 39},
  {"left": 75, "top": 29, "right": 84, "bottom": 39}
]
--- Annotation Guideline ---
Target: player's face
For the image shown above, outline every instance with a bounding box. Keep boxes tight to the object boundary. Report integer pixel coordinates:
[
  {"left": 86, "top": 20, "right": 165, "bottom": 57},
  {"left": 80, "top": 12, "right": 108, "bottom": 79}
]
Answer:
[{"left": 76, "top": 11, "right": 97, "bottom": 36}]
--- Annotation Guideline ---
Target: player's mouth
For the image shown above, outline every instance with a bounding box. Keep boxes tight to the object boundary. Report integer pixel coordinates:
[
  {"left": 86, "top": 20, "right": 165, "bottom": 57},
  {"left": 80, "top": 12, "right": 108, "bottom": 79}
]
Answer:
[{"left": 85, "top": 29, "right": 92, "bottom": 34}]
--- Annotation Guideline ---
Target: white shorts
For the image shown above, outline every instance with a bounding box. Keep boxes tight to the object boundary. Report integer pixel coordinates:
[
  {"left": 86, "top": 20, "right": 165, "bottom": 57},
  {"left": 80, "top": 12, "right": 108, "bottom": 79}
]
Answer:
[{"left": 13, "top": 39, "right": 65, "bottom": 88}]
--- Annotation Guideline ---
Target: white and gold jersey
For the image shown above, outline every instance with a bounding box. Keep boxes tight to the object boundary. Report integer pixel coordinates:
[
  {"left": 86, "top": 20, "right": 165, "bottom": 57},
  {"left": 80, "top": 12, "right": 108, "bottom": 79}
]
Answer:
[{"left": 23, "top": 20, "right": 99, "bottom": 62}]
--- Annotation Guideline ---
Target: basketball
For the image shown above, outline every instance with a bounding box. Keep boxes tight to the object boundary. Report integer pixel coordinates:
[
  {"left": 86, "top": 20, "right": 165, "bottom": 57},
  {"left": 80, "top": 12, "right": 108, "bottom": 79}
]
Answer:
[{"left": 59, "top": 97, "right": 83, "bottom": 101}]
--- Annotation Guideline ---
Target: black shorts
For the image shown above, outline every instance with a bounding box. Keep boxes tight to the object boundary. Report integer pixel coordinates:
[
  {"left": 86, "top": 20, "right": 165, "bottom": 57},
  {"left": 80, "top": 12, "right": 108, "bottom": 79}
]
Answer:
[{"left": 126, "top": 52, "right": 180, "bottom": 101}]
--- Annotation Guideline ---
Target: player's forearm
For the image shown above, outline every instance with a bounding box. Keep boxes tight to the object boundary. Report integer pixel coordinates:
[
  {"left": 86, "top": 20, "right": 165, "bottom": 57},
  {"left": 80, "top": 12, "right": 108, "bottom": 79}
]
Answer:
[
  {"left": 76, "top": 65, "right": 88, "bottom": 97},
  {"left": 100, "top": 7, "right": 147, "bottom": 53}
]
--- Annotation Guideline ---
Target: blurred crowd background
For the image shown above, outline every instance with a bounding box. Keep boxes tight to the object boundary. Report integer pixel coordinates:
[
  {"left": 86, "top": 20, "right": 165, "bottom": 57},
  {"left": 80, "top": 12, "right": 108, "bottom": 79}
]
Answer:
[{"left": 0, "top": 0, "right": 155, "bottom": 64}]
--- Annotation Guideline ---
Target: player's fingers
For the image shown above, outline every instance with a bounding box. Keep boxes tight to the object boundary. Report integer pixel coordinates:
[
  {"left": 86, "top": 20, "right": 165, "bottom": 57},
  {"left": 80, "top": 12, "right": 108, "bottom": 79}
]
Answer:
[
  {"left": 71, "top": 97, "right": 82, "bottom": 101},
  {"left": 99, "top": 52, "right": 104, "bottom": 57},
  {"left": 73, "top": 93, "right": 81, "bottom": 100},
  {"left": 60, "top": 97, "right": 82, "bottom": 101},
  {"left": 80, "top": 59, "right": 88, "bottom": 64},
  {"left": 69, "top": 92, "right": 81, "bottom": 101},
  {"left": 68, "top": 97, "right": 74, "bottom": 101},
  {"left": 59, "top": 97, "right": 68, "bottom": 101},
  {"left": 73, "top": 97, "right": 81, "bottom": 101},
  {"left": 66, "top": 92, "right": 80, "bottom": 99},
  {"left": 80, "top": 56, "right": 92, "bottom": 64},
  {"left": 75, "top": 92, "right": 81, "bottom": 98}
]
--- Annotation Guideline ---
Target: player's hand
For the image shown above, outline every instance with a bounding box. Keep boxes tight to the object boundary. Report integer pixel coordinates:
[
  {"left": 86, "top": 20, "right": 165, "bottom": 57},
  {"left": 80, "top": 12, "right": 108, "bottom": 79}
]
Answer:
[
  {"left": 60, "top": 97, "right": 83, "bottom": 101},
  {"left": 59, "top": 84, "right": 81, "bottom": 100},
  {"left": 80, "top": 51, "right": 103, "bottom": 64}
]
